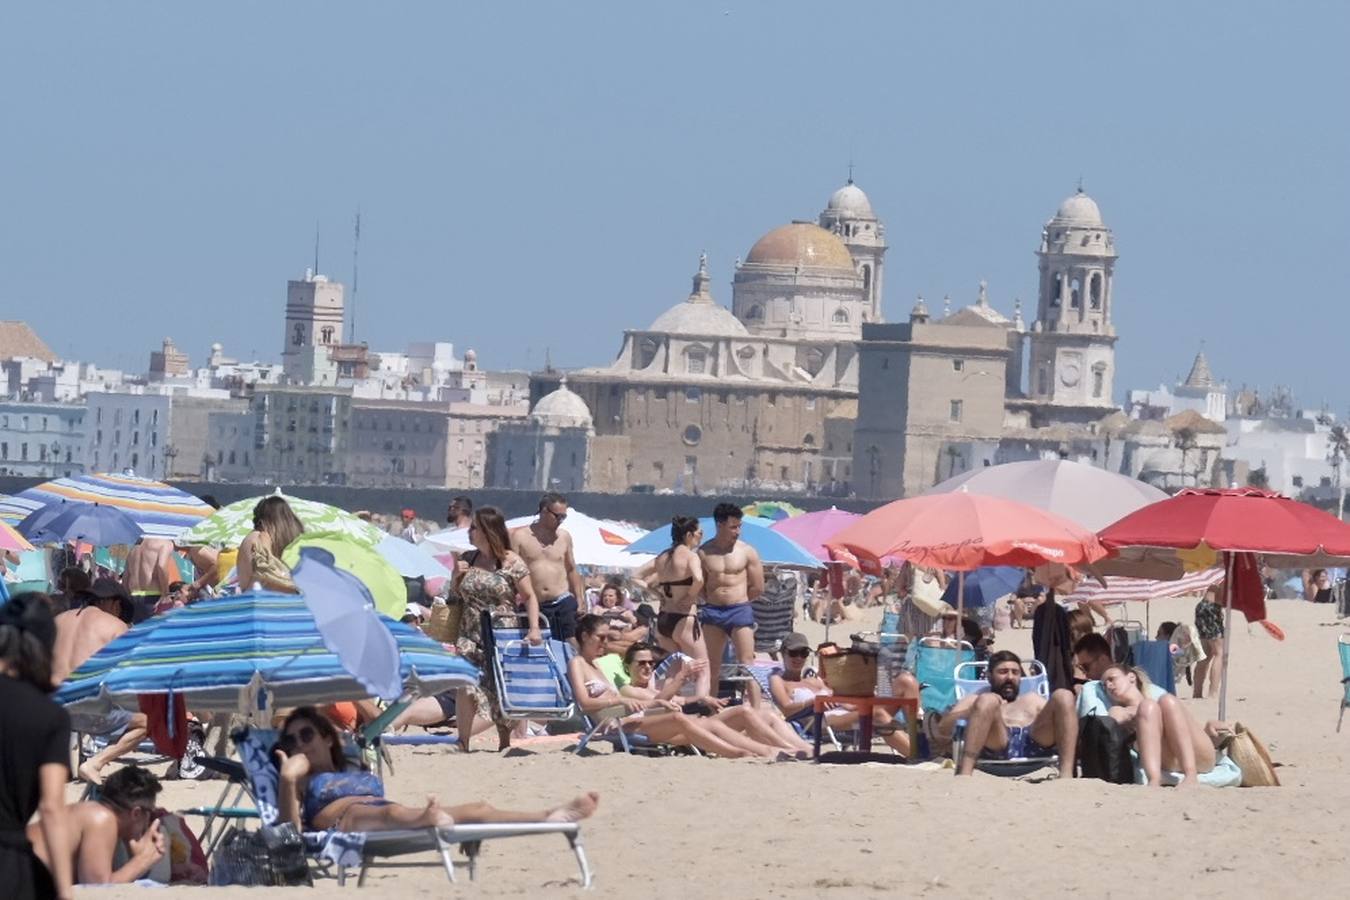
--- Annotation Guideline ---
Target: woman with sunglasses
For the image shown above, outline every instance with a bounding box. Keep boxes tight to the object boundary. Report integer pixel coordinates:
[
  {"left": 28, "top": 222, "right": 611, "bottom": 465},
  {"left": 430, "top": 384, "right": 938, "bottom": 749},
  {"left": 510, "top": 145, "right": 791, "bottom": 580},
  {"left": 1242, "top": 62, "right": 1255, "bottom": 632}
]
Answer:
[
  {"left": 273, "top": 707, "right": 598, "bottom": 834},
  {"left": 637, "top": 516, "right": 711, "bottom": 698},
  {"left": 450, "top": 506, "right": 542, "bottom": 752},
  {"left": 769, "top": 633, "right": 911, "bottom": 756},
  {"left": 620, "top": 644, "right": 812, "bottom": 757},
  {"left": 567, "top": 615, "right": 784, "bottom": 759}
]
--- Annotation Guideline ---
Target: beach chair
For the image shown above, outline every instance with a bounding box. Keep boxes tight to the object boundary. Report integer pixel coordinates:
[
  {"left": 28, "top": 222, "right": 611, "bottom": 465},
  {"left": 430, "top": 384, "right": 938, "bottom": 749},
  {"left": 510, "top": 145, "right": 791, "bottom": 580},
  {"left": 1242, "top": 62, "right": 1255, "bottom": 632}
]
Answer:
[
  {"left": 573, "top": 654, "right": 699, "bottom": 756},
  {"left": 1131, "top": 639, "right": 1176, "bottom": 695},
  {"left": 951, "top": 659, "right": 1058, "bottom": 776},
  {"left": 485, "top": 617, "right": 576, "bottom": 723},
  {"left": 1338, "top": 635, "right": 1350, "bottom": 733},
  {"left": 913, "top": 639, "right": 976, "bottom": 715},
  {"left": 227, "top": 727, "right": 592, "bottom": 887}
]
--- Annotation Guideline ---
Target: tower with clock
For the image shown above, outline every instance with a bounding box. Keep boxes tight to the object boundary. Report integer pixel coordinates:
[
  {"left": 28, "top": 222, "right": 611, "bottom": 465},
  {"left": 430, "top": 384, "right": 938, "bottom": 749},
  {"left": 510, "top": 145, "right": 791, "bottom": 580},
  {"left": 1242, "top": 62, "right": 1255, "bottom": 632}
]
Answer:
[{"left": 1026, "top": 186, "right": 1118, "bottom": 414}]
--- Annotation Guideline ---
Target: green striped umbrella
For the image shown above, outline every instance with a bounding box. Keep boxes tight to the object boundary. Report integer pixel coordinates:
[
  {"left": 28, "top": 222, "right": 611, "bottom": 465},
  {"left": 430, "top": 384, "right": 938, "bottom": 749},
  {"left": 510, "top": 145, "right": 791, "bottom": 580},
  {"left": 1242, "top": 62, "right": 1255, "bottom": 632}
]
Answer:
[{"left": 176, "top": 492, "right": 384, "bottom": 548}]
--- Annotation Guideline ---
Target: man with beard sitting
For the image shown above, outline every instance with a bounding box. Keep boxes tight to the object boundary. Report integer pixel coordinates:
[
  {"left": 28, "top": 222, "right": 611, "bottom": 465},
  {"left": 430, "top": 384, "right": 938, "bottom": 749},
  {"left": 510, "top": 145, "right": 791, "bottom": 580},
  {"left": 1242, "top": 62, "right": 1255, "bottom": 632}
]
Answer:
[{"left": 934, "top": 649, "right": 1078, "bottom": 778}]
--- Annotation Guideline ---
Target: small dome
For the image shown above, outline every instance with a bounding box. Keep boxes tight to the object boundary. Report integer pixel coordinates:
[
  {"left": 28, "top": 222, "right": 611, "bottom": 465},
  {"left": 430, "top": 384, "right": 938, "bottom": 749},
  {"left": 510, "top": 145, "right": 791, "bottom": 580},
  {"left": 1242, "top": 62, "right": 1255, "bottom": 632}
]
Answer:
[
  {"left": 744, "top": 223, "right": 856, "bottom": 271},
  {"left": 1052, "top": 189, "right": 1104, "bottom": 226},
  {"left": 463, "top": 348, "right": 477, "bottom": 362},
  {"left": 825, "top": 182, "right": 875, "bottom": 218},
  {"left": 649, "top": 302, "right": 748, "bottom": 337},
  {"left": 530, "top": 377, "right": 592, "bottom": 429}
]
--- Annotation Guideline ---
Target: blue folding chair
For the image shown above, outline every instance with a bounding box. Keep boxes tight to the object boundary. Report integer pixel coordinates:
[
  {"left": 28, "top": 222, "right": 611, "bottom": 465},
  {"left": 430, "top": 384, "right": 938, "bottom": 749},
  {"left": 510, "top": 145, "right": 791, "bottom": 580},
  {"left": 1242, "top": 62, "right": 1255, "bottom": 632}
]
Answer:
[
  {"left": 486, "top": 615, "right": 575, "bottom": 723},
  {"left": 1131, "top": 639, "right": 1177, "bottom": 695},
  {"left": 913, "top": 639, "right": 976, "bottom": 714},
  {"left": 1338, "top": 635, "right": 1350, "bottom": 733}
]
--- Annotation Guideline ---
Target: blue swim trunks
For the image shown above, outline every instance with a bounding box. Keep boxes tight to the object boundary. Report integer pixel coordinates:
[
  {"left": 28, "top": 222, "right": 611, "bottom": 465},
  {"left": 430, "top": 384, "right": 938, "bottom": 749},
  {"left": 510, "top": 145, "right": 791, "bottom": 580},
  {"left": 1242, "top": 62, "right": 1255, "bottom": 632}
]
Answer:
[
  {"left": 699, "top": 601, "right": 756, "bottom": 633},
  {"left": 980, "top": 725, "right": 1053, "bottom": 761}
]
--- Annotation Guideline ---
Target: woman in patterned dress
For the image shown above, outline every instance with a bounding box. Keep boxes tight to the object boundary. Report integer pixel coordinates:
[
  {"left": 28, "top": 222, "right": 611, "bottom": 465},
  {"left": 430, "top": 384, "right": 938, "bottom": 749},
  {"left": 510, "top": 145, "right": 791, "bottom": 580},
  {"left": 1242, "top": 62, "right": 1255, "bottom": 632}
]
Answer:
[{"left": 452, "top": 506, "right": 542, "bottom": 751}]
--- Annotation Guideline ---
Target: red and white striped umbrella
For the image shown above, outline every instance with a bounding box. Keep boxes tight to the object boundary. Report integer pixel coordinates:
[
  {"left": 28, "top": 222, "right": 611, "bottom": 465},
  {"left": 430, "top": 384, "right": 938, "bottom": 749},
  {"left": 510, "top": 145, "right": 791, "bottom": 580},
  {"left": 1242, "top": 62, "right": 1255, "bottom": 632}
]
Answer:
[{"left": 1062, "top": 567, "right": 1226, "bottom": 605}]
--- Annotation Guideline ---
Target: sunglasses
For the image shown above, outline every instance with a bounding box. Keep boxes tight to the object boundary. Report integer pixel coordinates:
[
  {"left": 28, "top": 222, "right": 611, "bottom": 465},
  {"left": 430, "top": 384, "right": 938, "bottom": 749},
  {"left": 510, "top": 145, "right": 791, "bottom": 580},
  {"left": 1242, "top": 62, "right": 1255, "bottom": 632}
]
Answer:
[
  {"left": 546, "top": 509, "right": 568, "bottom": 522},
  {"left": 280, "top": 725, "right": 318, "bottom": 750},
  {"left": 785, "top": 648, "right": 810, "bottom": 658},
  {"left": 632, "top": 659, "right": 656, "bottom": 668}
]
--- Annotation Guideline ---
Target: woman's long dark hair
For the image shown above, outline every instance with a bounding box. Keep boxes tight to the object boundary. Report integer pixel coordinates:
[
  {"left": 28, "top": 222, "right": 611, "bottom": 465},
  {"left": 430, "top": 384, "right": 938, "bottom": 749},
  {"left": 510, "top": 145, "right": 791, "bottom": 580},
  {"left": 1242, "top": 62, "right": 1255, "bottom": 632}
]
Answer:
[
  {"left": 0, "top": 593, "right": 57, "bottom": 692},
  {"left": 471, "top": 506, "right": 512, "bottom": 563},
  {"left": 281, "top": 706, "right": 348, "bottom": 772},
  {"left": 668, "top": 516, "right": 700, "bottom": 548}
]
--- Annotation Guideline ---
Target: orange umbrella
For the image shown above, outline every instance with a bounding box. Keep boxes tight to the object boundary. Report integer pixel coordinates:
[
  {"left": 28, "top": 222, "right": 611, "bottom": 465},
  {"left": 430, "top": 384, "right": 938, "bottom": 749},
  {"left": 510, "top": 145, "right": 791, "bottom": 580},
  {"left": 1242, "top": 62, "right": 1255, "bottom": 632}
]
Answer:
[{"left": 826, "top": 491, "right": 1107, "bottom": 575}]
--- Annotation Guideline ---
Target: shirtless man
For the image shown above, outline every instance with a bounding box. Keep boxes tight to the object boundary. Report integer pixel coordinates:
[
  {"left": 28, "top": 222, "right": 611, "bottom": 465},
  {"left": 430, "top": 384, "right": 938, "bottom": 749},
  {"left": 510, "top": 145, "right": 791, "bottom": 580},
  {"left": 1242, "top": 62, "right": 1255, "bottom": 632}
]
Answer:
[
  {"left": 510, "top": 492, "right": 584, "bottom": 642},
  {"left": 698, "top": 502, "right": 764, "bottom": 668},
  {"left": 936, "top": 650, "right": 1077, "bottom": 778},
  {"left": 122, "top": 537, "right": 179, "bottom": 623},
  {"left": 53, "top": 579, "right": 149, "bottom": 784},
  {"left": 29, "top": 765, "right": 167, "bottom": 886}
]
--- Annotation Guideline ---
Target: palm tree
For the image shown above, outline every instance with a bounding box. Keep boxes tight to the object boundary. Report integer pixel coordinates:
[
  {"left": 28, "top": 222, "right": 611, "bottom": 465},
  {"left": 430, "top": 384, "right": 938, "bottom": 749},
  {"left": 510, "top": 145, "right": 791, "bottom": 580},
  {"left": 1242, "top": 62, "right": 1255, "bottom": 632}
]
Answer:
[{"left": 1330, "top": 424, "right": 1349, "bottom": 519}]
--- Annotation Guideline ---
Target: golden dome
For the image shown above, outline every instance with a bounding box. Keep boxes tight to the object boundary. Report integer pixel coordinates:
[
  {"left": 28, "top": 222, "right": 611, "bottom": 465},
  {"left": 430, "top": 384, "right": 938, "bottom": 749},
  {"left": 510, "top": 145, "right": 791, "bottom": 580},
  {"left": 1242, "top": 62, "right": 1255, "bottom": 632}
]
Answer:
[{"left": 744, "top": 223, "right": 855, "bottom": 271}]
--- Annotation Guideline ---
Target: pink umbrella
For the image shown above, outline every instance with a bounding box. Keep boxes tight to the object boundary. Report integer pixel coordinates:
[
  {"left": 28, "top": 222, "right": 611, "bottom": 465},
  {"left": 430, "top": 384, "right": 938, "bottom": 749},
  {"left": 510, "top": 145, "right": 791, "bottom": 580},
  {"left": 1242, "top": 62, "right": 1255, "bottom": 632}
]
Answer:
[{"left": 770, "top": 507, "right": 863, "bottom": 562}]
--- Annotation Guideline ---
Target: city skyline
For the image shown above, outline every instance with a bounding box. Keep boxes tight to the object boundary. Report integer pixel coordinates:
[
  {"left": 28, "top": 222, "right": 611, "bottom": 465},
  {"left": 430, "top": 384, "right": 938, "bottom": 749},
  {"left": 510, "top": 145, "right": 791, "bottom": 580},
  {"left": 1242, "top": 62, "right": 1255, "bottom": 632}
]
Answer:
[{"left": 2, "top": 2, "right": 1347, "bottom": 411}]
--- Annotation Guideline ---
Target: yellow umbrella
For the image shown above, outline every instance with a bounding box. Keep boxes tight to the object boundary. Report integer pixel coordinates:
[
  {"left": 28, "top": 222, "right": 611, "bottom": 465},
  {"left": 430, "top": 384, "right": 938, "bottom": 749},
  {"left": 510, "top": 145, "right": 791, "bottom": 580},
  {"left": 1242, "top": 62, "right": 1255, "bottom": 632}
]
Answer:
[{"left": 282, "top": 531, "right": 407, "bottom": 619}]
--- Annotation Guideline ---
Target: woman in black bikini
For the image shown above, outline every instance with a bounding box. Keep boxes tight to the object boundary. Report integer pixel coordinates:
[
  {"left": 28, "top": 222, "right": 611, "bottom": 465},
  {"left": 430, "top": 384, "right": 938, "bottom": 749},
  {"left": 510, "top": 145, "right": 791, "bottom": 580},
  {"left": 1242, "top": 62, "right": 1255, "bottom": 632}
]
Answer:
[{"left": 638, "top": 517, "right": 711, "bottom": 699}]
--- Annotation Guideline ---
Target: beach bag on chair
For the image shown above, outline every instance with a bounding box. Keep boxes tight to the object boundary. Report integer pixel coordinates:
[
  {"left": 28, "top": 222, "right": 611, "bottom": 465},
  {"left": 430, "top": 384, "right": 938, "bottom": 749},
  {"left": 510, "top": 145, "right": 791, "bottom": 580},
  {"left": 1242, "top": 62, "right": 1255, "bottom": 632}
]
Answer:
[
  {"left": 209, "top": 825, "right": 312, "bottom": 886},
  {"left": 1077, "top": 715, "right": 1134, "bottom": 783}
]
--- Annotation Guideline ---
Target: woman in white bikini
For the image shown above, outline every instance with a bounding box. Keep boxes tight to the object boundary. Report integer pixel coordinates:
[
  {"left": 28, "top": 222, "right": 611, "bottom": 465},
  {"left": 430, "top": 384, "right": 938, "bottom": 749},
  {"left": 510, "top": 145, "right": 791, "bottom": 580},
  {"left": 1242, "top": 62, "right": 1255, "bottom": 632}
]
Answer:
[
  {"left": 1100, "top": 664, "right": 1215, "bottom": 787},
  {"left": 566, "top": 615, "right": 785, "bottom": 759}
]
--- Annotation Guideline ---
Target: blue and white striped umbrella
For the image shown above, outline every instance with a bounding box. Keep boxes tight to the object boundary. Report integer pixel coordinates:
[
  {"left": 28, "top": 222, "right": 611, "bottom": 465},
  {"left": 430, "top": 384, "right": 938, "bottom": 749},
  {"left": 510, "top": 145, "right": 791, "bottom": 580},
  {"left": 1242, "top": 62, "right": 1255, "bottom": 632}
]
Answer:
[
  {"left": 0, "top": 472, "right": 212, "bottom": 540},
  {"left": 625, "top": 516, "right": 821, "bottom": 568},
  {"left": 56, "top": 589, "right": 479, "bottom": 714}
]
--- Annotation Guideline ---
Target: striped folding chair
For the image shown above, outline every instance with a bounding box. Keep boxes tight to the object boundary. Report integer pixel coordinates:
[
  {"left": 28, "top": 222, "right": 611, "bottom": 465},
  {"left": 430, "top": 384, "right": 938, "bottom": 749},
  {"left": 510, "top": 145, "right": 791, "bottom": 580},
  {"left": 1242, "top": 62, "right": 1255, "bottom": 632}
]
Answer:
[{"left": 487, "top": 617, "right": 576, "bottom": 722}]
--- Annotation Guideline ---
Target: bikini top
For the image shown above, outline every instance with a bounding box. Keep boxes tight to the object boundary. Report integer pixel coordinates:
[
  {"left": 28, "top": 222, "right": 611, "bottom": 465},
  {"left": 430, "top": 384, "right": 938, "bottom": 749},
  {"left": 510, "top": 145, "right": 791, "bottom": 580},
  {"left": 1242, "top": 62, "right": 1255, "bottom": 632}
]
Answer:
[
  {"left": 303, "top": 769, "right": 384, "bottom": 828},
  {"left": 658, "top": 575, "right": 695, "bottom": 598}
]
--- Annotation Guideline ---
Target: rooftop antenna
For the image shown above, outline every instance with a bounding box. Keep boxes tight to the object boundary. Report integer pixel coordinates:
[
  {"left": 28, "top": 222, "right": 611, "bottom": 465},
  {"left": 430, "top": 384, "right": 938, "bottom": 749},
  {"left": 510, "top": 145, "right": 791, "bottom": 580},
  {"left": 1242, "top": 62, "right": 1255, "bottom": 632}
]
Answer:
[
  {"left": 349, "top": 209, "right": 361, "bottom": 344},
  {"left": 1076, "top": 175, "right": 1084, "bottom": 193},
  {"left": 313, "top": 220, "right": 321, "bottom": 276},
  {"left": 847, "top": 159, "right": 854, "bottom": 185}
]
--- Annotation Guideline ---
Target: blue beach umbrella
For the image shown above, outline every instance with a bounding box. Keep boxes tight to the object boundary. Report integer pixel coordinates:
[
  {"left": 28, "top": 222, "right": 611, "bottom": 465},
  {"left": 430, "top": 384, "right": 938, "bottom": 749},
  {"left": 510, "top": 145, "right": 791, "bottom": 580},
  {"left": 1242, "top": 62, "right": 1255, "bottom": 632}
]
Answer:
[
  {"left": 0, "top": 472, "right": 212, "bottom": 540},
  {"left": 939, "top": 566, "right": 1026, "bottom": 609},
  {"left": 55, "top": 589, "right": 479, "bottom": 715},
  {"left": 625, "top": 516, "right": 820, "bottom": 568},
  {"left": 21, "top": 501, "right": 144, "bottom": 546}
]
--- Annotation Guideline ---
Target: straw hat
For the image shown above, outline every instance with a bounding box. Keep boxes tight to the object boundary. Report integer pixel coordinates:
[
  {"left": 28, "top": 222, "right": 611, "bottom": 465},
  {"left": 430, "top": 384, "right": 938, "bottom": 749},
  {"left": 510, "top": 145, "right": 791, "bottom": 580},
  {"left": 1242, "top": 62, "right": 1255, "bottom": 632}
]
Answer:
[{"left": 1227, "top": 722, "right": 1280, "bottom": 787}]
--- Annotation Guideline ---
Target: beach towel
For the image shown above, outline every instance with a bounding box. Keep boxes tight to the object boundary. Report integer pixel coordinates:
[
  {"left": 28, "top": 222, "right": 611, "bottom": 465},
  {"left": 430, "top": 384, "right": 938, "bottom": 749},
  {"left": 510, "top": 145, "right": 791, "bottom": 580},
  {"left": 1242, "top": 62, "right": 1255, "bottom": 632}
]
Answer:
[{"left": 1032, "top": 593, "right": 1073, "bottom": 693}]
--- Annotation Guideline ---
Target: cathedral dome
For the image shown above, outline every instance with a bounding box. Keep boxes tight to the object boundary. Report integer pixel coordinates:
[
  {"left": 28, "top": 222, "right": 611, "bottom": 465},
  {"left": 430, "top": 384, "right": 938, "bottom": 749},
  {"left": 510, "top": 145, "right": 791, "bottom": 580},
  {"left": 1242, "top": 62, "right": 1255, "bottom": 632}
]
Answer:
[
  {"left": 1052, "top": 189, "right": 1104, "bottom": 226},
  {"left": 530, "top": 377, "right": 593, "bottom": 429},
  {"left": 745, "top": 223, "right": 856, "bottom": 271},
  {"left": 825, "top": 182, "right": 875, "bottom": 218},
  {"left": 648, "top": 302, "right": 748, "bottom": 337}
]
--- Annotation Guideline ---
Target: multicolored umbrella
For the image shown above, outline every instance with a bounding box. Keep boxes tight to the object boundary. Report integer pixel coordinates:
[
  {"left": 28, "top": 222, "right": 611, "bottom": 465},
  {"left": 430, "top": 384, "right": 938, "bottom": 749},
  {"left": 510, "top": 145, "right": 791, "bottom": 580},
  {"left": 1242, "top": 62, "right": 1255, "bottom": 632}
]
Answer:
[
  {"left": 55, "top": 589, "right": 479, "bottom": 715},
  {"left": 742, "top": 500, "right": 805, "bottom": 522},
  {"left": 176, "top": 492, "right": 384, "bottom": 548},
  {"left": 0, "top": 473, "right": 212, "bottom": 539}
]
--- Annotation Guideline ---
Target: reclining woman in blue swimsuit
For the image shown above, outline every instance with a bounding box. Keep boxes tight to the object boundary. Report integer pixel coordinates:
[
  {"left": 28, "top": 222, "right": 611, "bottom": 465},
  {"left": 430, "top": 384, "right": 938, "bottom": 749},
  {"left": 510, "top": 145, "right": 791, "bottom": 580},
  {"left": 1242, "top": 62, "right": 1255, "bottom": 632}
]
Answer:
[{"left": 273, "top": 707, "right": 598, "bottom": 833}]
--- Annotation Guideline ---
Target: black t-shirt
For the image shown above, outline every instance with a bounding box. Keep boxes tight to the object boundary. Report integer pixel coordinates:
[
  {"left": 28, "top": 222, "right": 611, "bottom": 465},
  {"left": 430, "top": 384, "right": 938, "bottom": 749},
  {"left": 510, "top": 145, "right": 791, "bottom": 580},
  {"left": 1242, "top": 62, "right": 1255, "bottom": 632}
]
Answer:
[{"left": 0, "top": 674, "right": 70, "bottom": 834}]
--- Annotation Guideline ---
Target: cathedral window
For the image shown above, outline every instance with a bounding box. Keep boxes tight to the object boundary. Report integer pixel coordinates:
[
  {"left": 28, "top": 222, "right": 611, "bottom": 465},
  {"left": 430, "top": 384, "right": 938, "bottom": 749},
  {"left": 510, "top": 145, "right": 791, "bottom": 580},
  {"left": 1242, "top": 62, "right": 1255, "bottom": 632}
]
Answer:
[
  {"left": 1089, "top": 274, "right": 1102, "bottom": 309},
  {"left": 1070, "top": 277, "right": 1082, "bottom": 309},
  {"left": 687, "top": 348, "right": 707, "bottom": 374},
  {"left": 1092, "top": 365, "right": 1106, "bottom": 399},
  {"left": 683, "top": 425, "right": 702, "bottom": 446},
  {"left": 832, "top": 308, "right": 849, "bottom": 324},
  {"left": 746, "top": 305, "right": 764, "bottom": 321},
  {"left": 685, "top": 387, "right": 702, "bottom": 403}
]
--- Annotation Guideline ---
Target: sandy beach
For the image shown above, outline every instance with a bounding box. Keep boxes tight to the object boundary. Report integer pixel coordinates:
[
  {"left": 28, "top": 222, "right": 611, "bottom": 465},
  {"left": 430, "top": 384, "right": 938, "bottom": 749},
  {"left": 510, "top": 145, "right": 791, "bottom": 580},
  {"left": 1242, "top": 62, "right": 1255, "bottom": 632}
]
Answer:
[{"left": 85, "top": 595, "right": 1350, "bottom": 899}]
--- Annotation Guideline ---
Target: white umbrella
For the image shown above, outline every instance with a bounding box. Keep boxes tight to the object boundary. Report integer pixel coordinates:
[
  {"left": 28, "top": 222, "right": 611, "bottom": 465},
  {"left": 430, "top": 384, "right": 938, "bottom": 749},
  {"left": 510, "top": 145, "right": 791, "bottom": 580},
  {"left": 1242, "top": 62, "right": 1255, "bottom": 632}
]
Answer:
[
  {"left": 377, "top": 534, "right": 453, "bottom": 580},
  {"left": 926, "top": 458, "right": 1167, "bottom": 532},
  {"left": 425, "top": 509, "right": 653, "bottom": 569}
]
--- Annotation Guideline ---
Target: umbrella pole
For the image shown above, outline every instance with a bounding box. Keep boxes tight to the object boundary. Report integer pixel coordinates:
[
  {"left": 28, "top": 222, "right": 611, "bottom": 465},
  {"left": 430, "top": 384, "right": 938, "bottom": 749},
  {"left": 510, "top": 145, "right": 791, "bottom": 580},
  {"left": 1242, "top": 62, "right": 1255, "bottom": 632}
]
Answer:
[
  {"left": 957, "top": 571, "right": 965, "bottom": 633},
  {"left": 1217, "top": 553, "right": 1236, "bottom": 721}
]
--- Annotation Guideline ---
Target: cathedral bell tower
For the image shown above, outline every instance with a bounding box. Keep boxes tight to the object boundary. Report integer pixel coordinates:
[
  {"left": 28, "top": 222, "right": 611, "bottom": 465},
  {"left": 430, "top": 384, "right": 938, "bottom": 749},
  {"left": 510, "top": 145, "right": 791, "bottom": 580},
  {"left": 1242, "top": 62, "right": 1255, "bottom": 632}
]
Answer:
[
  {"left": 1027, "top": 187, "right": 1118, "bottom": 410},
  {"left": 819, "top": 173, "right": 887, "bottom": 323}
]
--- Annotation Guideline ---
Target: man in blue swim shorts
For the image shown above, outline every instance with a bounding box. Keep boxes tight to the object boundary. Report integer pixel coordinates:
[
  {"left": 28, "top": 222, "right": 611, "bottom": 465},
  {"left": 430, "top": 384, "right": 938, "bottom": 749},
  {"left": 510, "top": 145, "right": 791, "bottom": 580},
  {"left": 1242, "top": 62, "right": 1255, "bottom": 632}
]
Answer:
[
  {"left": 935, "top": 649, "right": 1078, "bottom": 779},
  {"left": 511, "top": 492, "right": 585, "bottom": 643},
  {"left": 698, "top": 503, "right": 765, "bottom": 669}
]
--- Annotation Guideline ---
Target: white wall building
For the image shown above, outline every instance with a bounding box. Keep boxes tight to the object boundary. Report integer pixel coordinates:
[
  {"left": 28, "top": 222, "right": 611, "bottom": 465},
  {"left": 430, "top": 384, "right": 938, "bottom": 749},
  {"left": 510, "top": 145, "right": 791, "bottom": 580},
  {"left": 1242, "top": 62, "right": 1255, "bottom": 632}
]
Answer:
[
  {"left": 0, "top": 401, "right": 87, "bottom": 477},
  {"left": 1224, "top": 414, "right": 1339, "bottom": 499}
]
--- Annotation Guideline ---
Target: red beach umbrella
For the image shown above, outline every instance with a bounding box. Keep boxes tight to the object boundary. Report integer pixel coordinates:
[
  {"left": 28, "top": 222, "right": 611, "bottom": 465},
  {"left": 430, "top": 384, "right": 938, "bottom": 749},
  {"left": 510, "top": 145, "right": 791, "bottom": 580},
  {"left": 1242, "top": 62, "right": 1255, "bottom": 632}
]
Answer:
[
  {"left": 1098, "top": 487, "right": 1350, "bottom": 558},
  {"left": 1098, "top": 487, "right": 1350, "bottom": 719},
  {"left": 825, "top": 491, "right": 1108, "bottom": 575}
]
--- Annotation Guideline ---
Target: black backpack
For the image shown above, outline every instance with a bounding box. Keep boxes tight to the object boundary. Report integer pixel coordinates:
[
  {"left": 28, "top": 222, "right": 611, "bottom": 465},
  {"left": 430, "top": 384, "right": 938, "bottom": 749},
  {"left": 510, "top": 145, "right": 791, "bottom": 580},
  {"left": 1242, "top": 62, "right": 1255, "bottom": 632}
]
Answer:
[{"left": 1077, "top": 715, "right": 1135, "bottom": 783}]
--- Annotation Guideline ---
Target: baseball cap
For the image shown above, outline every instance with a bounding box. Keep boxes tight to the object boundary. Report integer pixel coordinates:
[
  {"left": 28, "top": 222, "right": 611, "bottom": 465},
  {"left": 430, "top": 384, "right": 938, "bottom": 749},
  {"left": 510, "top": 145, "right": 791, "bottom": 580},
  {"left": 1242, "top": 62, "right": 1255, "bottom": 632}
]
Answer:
[
  {"left": 89, "top": 579, "right": 133, "bottom": 622},
  {"left": 780, "top": 632, "right": 810, "bottom": 653}
]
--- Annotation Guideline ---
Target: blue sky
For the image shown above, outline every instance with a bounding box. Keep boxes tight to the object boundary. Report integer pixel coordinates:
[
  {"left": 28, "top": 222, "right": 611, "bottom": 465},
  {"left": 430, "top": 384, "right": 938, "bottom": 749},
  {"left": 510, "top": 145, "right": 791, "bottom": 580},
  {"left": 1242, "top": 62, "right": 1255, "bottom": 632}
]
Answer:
[{"left": 3, "top": 2, "right": 1347, "bottom": 410}]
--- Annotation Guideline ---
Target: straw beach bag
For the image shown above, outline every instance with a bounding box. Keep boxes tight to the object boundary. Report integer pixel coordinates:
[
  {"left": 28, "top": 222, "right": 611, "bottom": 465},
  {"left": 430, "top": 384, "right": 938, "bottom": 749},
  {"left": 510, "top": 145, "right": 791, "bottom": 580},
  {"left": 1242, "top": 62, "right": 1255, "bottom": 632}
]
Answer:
[
  {"left": 817, "top": 642, "right": 878, "bottom": 697},
  {"left": 423, "top": 598, "right": 463, "bottom": 644},
  {"left": 1228, "top": 722, "right": 1280, "bottom": 787}
]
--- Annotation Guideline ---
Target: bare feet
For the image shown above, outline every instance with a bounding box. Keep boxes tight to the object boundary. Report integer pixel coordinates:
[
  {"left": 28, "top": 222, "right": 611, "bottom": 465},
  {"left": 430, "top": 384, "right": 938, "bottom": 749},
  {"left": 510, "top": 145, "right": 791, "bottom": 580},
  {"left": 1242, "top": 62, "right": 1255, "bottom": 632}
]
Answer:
[
  {"left": 546, "top": 792, "right": 600, "bottom": 823},
  {"left": 420, "top": 794, "right": 456, "bottom": 829},
  {"left": 78, "top": 761, "right": 104, "bottom": 786}
]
